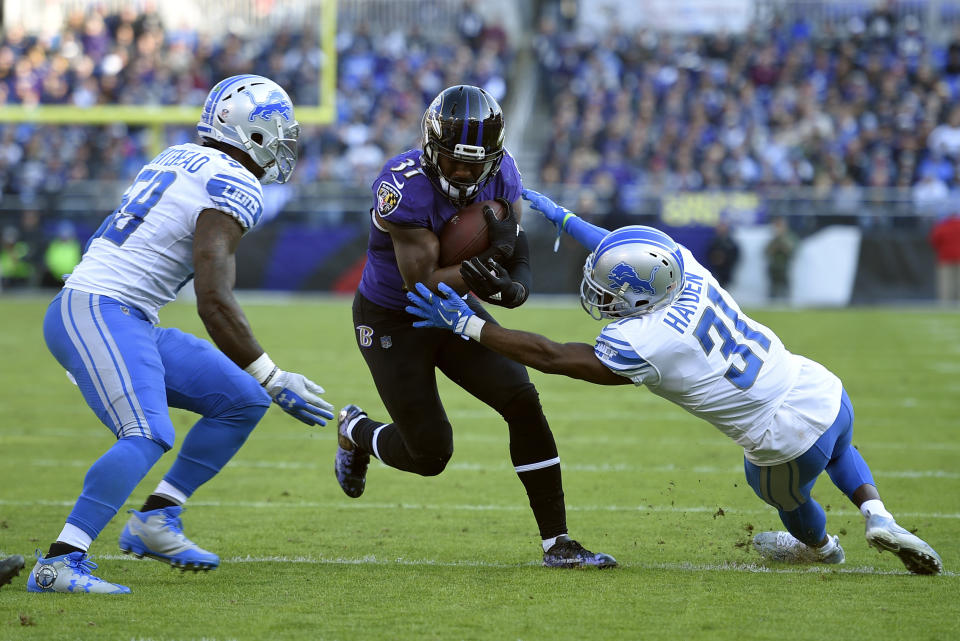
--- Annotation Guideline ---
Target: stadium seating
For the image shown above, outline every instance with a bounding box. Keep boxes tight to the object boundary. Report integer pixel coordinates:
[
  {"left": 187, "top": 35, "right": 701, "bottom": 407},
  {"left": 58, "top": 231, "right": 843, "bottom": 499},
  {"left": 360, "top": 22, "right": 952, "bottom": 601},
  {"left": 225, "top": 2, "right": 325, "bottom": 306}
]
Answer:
[{"left": 0, "top": 4, "right": 510, "bottom": 197}]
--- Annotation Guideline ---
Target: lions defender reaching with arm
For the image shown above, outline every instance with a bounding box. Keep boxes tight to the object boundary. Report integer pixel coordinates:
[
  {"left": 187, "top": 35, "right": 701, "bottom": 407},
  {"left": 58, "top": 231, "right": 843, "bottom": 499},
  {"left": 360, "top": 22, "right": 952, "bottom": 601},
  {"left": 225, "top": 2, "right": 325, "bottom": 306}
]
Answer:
[
  {"left": 405, "top": 189, "right": 942, "bottom": 575},
  {"left": 30, "top": 75, "right": 334, "bottom": 594}
]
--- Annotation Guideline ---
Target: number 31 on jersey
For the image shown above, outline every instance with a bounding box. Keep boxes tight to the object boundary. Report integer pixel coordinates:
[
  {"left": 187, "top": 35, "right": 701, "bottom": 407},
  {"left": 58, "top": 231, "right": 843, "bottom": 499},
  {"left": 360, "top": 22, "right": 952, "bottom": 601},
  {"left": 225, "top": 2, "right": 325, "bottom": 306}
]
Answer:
[{"left": 694, "top": 285, "right": 771, "bottom": 389}]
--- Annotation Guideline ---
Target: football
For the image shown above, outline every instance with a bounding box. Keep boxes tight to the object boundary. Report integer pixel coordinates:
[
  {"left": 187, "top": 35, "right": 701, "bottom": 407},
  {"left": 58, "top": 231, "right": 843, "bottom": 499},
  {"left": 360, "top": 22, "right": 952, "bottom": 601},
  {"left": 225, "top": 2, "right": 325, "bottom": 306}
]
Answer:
[{"left": 437, "top": 199, "right": 507, "bottom": 267}]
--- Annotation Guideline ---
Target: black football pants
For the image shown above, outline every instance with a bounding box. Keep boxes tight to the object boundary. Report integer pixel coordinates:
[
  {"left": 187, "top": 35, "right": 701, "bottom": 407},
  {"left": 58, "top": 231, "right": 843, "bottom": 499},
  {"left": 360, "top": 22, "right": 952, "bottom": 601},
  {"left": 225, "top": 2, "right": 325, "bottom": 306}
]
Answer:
[{"left": 350, "top": 291, "right": 567, "bottom": 538}]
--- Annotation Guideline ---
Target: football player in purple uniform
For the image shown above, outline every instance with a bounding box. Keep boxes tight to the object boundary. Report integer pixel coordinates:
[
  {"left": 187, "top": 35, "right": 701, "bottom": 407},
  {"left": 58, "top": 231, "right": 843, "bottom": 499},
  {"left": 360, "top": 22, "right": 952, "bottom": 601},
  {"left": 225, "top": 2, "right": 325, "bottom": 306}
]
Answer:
[{"left": 335, "top": 85, "right": 615, "bottom": 568}]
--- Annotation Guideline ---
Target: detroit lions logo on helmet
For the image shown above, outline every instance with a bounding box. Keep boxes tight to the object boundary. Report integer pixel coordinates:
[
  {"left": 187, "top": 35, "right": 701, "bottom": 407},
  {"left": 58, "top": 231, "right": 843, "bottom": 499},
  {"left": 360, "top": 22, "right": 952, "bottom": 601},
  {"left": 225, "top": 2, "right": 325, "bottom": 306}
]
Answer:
[
  {"left": 247, "top": 89, "right": 292, "bottom": 122},
  {"left": 608, "top": 262, "right": 659, "bottom": 296}
]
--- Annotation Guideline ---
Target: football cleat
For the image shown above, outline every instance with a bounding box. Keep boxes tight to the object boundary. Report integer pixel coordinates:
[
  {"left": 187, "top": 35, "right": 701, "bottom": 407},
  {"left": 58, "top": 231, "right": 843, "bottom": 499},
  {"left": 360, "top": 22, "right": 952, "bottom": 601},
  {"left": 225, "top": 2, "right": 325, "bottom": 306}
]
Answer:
[
  {"left": 118, "top": 506, "right": 219, "bottom": 571},
  {"left": 335, "top": 404, "right": 371, "bottom": 498},
  {"left": 542, "top": 537, "right": 618, "bottom": 569},
  {"left": 752, "top": 531, "right": 845, "bottom": 565},
  {"left": 864, "top": 515, "right": 943, "bottom": 575},
  {"left": 0, "top": 554, "right": 25, "bottom": 589},
  {"left": 27, "top": 550, "right": 130, "bottom": 594}
]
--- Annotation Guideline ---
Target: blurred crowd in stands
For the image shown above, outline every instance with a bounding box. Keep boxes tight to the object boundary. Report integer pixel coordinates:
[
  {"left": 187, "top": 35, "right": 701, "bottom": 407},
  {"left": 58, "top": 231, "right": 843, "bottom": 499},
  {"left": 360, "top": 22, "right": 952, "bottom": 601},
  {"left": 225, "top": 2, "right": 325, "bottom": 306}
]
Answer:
[
  {"left": 533, "top": 5, "right": 960, "bottom": 215},
  {"left": 3, "top": 2, "right": 960, "bottom": 300},
  {"left": 3, "top": 2, "right": 960, "bottom": 203},
  {"left": 0, "top": 2, "right": 509, "bottom": 202}
]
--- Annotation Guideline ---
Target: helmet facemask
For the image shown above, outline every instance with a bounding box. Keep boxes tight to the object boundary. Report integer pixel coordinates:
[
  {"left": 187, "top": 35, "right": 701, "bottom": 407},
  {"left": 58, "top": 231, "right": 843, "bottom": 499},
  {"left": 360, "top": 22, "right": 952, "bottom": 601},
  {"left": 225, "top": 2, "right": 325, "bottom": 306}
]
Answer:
[
  {"left": 423, "top": 134, "right": 503, "bottom": 206},
  {"left": 197, "top": 75, "right": 300, "bottom": 184},
  {"left": 236, "top": 117, "right": 300, "bottom": 185}
]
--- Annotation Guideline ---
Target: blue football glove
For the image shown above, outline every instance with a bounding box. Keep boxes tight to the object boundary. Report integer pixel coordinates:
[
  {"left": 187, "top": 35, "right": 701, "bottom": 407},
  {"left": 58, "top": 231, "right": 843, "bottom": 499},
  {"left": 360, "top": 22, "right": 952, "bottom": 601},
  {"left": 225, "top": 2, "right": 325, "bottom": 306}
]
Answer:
[
  {"left": 522, "top": 188, "right": 576, "bottom": 252},
  {"left": 263, "top": 370, "right": 335, "bottom": 426},
  {"left": 405, "top": 282, "right": 476, "bottom": 335}
]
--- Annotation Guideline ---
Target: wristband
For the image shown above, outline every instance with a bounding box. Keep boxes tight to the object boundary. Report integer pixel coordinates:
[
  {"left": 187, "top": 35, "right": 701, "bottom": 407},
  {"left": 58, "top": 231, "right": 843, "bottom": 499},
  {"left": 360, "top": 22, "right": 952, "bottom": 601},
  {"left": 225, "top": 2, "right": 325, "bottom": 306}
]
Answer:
[
  {"left": 462, "top": 316, "right": 486, "bottom": 341},
  {"left": 244, "top": 352, "right": 279, "bottom": 387},
  {"left": 561, "top": 211, "right": 575, "bottom": 231}
]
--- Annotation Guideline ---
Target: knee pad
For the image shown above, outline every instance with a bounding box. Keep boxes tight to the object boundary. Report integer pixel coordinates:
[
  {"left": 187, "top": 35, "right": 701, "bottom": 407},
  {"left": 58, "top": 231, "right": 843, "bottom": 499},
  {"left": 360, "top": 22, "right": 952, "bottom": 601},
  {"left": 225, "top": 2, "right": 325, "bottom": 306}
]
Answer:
[
  {"left": 500, "top": 384, "right": 544, "bottom": 423},
  {"left": 216, "top": 401, "right": 270, "bottom": 437},
  {"left": 231, "top": 374, "right": 271, "bottom": 411},
  {"left": 410, "top": 452, "right": 451, "bottom": 477}
]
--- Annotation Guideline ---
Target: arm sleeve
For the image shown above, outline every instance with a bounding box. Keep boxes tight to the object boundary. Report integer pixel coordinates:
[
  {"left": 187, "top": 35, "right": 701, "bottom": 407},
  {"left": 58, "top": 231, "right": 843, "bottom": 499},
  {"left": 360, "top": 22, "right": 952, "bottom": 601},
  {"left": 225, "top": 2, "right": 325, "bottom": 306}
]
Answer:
[
  {"left": 505, "top": 229, "right": 532, "bottom": 294},
  {"left": 205, "top": 171, "right": 264, "bottom": 231},
  {"left": 593, "top": 324, "right": 657, "bottom": 386},
  {"left": 562, "top": 213, "right": 610, "bottom": 252}
]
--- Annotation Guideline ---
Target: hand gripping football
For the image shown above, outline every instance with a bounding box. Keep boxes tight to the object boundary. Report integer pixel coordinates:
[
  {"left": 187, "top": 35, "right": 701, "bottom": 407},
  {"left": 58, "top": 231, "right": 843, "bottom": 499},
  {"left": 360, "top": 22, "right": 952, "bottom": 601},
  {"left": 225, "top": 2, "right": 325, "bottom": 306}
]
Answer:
[{"left": 437, "top": 200, "right": 507, "bottom": 267}]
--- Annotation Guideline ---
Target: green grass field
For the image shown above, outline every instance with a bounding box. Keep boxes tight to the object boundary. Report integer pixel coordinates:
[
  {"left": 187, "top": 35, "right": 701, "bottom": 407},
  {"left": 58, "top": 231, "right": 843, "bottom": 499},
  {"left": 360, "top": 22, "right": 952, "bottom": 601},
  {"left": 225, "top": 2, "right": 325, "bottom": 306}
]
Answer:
[{"left": 0, "top": 295, "right": 957, "bottom": 641}]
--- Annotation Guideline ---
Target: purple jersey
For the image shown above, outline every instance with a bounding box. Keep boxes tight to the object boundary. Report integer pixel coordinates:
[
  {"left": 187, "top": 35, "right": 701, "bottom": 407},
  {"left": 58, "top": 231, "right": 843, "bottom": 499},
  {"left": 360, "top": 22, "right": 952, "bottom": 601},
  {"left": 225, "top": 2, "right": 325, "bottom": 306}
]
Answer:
[{"left": 358, "top": 148, "right": 522, "bottom": 310}]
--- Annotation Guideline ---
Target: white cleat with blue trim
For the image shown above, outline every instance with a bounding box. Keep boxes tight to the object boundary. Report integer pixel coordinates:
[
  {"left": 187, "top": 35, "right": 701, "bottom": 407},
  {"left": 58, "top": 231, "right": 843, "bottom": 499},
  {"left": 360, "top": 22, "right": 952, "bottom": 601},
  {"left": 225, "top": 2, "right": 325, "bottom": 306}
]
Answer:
[
  {"left": 27, "top": 550, "right": 130, "bottom": 594},
  {"left": 864, "top": 514, "right": 942, "bottom": 575},
  {"left": 119, "top": 506, "right": 219, "bottom": 571},
  {"left": 752, "top": 531, "right": 845, "bottom": 565}
]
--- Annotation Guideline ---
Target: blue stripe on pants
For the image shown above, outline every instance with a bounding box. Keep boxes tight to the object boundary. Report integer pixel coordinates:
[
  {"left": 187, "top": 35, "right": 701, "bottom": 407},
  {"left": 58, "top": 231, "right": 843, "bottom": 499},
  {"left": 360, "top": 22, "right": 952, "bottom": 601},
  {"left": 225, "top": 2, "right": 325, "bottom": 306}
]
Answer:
[
  {"left": 45, "top": 289, "right": 173, "bottom": 448},
  {"left": 743, "top": 389, "right": 874, "bottom": 545}
]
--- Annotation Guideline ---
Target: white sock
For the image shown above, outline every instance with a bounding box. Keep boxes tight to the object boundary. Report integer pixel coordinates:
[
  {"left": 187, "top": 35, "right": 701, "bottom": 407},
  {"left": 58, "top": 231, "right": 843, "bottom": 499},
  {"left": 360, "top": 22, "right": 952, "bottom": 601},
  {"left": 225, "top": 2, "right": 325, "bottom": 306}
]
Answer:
[
  {"left": 154, "top": 480, "right": 188, "bottom": 505},
  {"left": 345, "top": 415, "right": 365, "bottom": 445},
  {"left": 542, "top": 534, "right": 569, "bottom": 552},
  {"left": 860, "top": 499, "right": 893, "bottom": 520},
  {"left": 57, "top": 524, "right": 92, "bottom": 552},
  {"left": 818, "top": 535, "right": 839, "bottom": 555}
]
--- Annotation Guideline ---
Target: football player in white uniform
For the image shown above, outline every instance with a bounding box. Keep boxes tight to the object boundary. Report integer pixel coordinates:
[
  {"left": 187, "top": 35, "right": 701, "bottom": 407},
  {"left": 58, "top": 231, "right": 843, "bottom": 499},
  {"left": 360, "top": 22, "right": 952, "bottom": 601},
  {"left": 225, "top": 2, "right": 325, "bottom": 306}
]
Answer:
[
  {"left": 29, "top": 75, "right": 334, "bottom": 594},
  {"left": 404, "top": 188, "right": 943, "bottom": 575}
]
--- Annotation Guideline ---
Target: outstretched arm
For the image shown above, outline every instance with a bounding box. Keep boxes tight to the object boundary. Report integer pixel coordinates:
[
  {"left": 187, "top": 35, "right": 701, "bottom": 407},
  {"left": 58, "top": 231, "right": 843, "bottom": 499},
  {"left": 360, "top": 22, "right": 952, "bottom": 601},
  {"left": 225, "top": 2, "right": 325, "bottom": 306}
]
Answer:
[
  {"left": 405, "top": 282, "right": 630, "bottom": 386},
  {"left": 473, "top": 322, "right": 629, "bottom": 385},
  {"left": 522, "top": 188, "right": 609, "bottom": 252}
]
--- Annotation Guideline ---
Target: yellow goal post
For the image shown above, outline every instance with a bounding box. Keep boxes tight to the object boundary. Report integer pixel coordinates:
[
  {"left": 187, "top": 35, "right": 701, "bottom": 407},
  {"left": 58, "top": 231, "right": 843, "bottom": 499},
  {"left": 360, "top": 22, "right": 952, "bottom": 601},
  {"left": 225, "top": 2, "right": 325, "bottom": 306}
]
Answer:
[{"left": 0, "top": 0, "right": 337, "bottom": 156}]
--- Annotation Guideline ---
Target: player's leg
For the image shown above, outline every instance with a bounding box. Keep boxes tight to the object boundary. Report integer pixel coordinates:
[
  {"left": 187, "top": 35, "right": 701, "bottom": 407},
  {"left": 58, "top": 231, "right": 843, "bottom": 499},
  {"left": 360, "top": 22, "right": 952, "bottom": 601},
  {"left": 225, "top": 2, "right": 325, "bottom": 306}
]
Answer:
[
  {"left": 33, "top": 290, "right": 172, "bottom": 593},
  {"left": 118, "top": 327, "right": 271, "bottom": 571},
  {"left": 437, "top": 298, "right": 616, "bottom": 568},
  {"left": 745, "top": 454, "right": 844, "bottom": 565},
  {"left": 822, "top": 390, "right": 942, "bottom": 574},
  {"left": 336, "top": 292, "right": 454, "bottom": 496}
]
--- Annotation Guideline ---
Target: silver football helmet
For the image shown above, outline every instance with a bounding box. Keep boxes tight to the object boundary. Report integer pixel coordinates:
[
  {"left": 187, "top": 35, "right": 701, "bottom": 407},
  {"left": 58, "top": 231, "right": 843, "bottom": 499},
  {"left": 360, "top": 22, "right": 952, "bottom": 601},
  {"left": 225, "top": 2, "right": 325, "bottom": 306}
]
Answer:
[
  {"left": 197, "top": 74, "right": 300, "bottom": 184},
  {"left": 580, "top": 225, "right": 686, "bottom": 320}
]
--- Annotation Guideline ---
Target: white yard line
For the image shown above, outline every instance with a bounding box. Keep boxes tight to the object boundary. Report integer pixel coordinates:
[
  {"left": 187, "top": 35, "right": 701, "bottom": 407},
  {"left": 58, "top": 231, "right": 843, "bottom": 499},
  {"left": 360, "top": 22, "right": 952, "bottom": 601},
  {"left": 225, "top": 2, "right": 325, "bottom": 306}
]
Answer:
[
  {"left": 8, "top": 427, "right": 960, "bottom": 451},
  {"left": 87, "top": 553, "right": 956, "bottom": 577},
  {"left": 2, "top": 498, "right": 958, "bottom": 520},
  {"left": 19, "top": 457, "right": 960, "bottom": 479}
]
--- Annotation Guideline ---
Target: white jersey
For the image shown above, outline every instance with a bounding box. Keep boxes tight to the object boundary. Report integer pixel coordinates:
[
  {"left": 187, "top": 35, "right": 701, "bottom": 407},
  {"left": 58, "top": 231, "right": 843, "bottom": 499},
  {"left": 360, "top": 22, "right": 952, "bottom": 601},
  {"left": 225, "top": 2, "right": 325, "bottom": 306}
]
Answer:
[
  {"left": 66, "top": 143, "right": 264, "bottom": 323},
  {"left": 594, "top": 247, "right": 842, "bottom": 465}
]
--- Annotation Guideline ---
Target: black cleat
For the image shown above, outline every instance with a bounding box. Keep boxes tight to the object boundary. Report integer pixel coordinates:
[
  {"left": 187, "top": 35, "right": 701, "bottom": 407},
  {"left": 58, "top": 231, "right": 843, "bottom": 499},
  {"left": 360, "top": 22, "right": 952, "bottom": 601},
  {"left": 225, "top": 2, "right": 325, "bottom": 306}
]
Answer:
[
  {"left": 335, "top": 405, "right": 371, "bottom": 498},
  {"left": 543, "top": 537, "right": 617, "bottom": 569},
  {"left": 0, "top": 554, "right": 25, "bottom": 588}
]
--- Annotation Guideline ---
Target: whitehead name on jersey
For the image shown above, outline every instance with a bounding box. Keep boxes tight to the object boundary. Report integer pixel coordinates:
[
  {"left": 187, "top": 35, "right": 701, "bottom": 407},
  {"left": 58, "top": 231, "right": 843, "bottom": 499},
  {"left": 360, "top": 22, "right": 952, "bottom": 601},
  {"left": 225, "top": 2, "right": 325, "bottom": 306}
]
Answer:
[
  {"left": 66, "top": 143, "right": 264, "bottom": 323},
  {"left": 594, "top": 247, "right": 842, "bottom": 465}
]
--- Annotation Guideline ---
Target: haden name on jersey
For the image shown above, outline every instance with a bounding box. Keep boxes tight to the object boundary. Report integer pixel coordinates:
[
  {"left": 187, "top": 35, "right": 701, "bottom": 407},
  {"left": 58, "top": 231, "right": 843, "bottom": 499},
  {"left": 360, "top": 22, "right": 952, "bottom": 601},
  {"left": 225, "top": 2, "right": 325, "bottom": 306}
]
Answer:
[{"left": 661, "top": 271, "right": 705, "bottom": 334}]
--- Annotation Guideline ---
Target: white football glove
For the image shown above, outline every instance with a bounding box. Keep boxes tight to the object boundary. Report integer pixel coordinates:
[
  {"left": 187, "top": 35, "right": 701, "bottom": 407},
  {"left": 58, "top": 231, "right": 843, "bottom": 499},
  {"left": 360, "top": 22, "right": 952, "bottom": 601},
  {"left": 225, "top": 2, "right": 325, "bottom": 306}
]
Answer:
[
  {"left": 245, "top": 354, "right": 335, "bottom": 426},
  {"left": 264, "top": 370, "right": 335, "bottom": 426}
]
